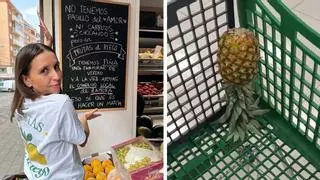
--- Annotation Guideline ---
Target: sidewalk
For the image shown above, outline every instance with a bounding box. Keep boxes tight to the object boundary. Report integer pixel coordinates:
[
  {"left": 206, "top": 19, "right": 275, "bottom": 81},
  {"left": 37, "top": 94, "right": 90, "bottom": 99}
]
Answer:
[{"left": 0, "top": 92, "right": 24, "bottom": 177}]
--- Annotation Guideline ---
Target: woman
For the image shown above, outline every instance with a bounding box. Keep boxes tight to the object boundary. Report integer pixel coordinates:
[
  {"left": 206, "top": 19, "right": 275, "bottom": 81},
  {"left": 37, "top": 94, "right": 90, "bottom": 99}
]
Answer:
[{"left": 10, "top": 43, "right": 100, "bottom": 179}]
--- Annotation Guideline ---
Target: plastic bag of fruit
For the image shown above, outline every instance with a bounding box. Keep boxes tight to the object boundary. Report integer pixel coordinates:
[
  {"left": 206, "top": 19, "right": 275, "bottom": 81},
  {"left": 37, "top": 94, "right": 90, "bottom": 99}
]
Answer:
[{"left": 111, "top": 136, "right": 163, "bottom": 180}]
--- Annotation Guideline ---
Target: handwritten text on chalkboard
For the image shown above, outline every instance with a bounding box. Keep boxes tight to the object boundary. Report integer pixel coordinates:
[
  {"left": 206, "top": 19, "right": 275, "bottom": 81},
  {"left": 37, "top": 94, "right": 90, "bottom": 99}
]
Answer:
[{"left": 61, "top": 0, "right": 128, "bottom": 110}]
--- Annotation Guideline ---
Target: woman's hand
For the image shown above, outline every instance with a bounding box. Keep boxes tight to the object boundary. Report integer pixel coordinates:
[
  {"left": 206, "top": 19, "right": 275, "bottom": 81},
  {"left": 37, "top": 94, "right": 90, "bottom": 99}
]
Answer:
[
  {"left": 78, "top": 108, "right": 101, "bottom": 147},
  {"left": 83, "top": 108, "right": 101, "bottom": 121},
  {"left": 38, "top": 12, "right": 53, "bottom": 47}
]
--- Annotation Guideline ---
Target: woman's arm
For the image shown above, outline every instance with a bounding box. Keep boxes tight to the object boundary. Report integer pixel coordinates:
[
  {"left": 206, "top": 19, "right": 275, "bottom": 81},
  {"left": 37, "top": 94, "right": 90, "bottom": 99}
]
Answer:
[
  {"left": 78, "top": 108, "right": 101, "bottom": 147},
  {"left": 38, "top": 13, "right": 53, "bottom": 47}
]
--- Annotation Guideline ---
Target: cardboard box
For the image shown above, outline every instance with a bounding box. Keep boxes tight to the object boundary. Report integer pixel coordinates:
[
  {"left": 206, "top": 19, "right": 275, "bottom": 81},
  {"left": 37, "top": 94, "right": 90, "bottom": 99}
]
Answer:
[{"left": 111, "top": 136, "right": 163, "bottom": 180}]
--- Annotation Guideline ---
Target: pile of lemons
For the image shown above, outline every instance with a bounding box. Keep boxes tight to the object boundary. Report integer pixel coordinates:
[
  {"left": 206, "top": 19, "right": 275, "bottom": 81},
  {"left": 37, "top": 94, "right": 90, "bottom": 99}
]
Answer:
[{"left": 83, "top": 159, "right": 115, "bottom": 180}]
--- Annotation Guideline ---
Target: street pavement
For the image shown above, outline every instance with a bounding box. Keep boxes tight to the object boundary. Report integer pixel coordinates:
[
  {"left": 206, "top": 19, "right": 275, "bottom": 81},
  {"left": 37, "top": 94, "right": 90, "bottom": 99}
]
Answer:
[{"left": 0, "top": 92, "right": 24, "bottom": 178}]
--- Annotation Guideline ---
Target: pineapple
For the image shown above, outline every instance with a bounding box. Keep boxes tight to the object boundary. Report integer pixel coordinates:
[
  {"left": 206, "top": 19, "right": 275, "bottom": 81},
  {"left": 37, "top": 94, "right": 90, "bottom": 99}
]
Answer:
[
  {"left": 218, "top": 28, "right": 259, "bottom": 84},
  {"left": 215, "top": 28, "right": 269, "bottom": 142}
]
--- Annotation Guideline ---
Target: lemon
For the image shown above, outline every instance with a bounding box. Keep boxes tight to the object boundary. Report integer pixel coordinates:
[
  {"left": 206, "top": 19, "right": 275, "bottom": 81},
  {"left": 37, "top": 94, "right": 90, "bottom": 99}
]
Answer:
[
  {"left": 84, "top": 164, "right": 93, "bottom": 172},
  {"left": 96, "top": 172, "right": 107, "bottom": 180},
  {"left": 104, "top": 165, "right": 114, "bottom": 175},
  {"left": 84, "top": 171, "right": 95, "bottom": 180},
  {"left": 102, "top": 159, "right": 113, "bottom": 168},
  {"left": 93, "top": 166, "right": 104, "bottom": 176},
  {"left": 86, "top": 177, "right": 96, "bottom": 180},
  {"left": 91, "top": 159, "right": 101, "bottom": 167}
]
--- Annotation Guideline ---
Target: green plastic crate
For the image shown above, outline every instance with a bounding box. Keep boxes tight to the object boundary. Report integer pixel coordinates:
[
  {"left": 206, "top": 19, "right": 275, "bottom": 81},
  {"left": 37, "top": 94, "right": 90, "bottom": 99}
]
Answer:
[{"left": 167, "top": 0, "right": 320, "bottom": 179}]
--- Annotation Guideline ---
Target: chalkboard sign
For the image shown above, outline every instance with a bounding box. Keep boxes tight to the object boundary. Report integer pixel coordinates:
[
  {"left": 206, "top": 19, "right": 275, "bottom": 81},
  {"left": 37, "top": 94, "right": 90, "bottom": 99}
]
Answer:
[{"left": 60, "top": 0, "right": 129, "bottom": 110}]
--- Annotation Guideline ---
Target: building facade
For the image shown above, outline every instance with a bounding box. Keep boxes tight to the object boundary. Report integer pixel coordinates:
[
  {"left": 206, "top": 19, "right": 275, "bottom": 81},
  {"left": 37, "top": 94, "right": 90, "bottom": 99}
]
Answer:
[
  {"left": 24, "top": 20, "right": 37, "bottom": 45},
  {"left": 0, "top": 0, "right": 39, "bottom": 79},
  {"left": 0, "top": 0, "right": 25, "bottom": 77}
]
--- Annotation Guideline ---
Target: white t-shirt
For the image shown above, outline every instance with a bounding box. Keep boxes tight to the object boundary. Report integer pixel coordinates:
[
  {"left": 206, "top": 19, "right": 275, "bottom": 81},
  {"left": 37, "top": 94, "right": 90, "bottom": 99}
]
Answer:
[{"left": 16, "top": 94, "right": 86, "bottom": 180}]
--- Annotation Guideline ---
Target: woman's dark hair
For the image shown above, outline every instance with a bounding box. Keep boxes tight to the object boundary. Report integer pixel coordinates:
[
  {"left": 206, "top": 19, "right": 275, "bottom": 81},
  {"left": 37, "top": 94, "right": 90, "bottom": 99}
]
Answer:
[{"left": 10, "top": 43, "right": 56, "bottom": 121}]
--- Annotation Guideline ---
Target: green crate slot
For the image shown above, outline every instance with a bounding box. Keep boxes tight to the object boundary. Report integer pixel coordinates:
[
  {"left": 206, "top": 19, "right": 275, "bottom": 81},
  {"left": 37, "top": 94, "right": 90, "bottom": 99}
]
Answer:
[
  {"left": 168, "top": 0, "right": 320, "bottom": 179},
  {"left": 244, "top": 0, "right": 320, "bottom": 151},
  {"left": 168, "top": 107, "right": 320, "bottom": 179}
]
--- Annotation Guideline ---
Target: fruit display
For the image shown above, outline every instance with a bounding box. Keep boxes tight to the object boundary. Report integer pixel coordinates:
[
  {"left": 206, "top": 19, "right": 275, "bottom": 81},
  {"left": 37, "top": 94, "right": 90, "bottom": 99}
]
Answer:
[
  {"left": 137, "top": 83, "right": 162, "bottom": 95},
  {"left": 116, "top": 142, "right": 154, "bottom": 171},
  {"left": 152, "top": 125, "right": 163, "bottom": 138},
  {"left": 116, "top": 146, "right": 130, "bottom": 165},
  {"left": 137, "top": 126, "right": 152, "bottom": 138},
  {"left": 137, "top": 115, "right": 153, "bottom": 130},
  {"left": 139, "top": 51, "right": 163, "bottom": 59},
  {"left": 83, "top": 159, "right": 114, "bottom": 180},
  {"left": 138, "top": 47, "right": 163, "bottom": 59},
  {"left": 132, "top": 141, "right": 153, "bottom": 150},
  {"left": 112, "top": 137, "right": 163, "bottom": 180},
  {"left": 127, "top": 157, "right": 152, "bottom": 171},
  {"left": 113, "top": 138, "right": 161, "bottom": 170}
]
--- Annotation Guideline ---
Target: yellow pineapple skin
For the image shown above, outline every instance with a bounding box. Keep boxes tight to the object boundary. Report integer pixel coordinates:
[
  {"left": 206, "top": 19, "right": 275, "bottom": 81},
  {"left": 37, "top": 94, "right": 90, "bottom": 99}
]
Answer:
[{"left": 217, "top": 28, "right": 260, "bottom": 85}]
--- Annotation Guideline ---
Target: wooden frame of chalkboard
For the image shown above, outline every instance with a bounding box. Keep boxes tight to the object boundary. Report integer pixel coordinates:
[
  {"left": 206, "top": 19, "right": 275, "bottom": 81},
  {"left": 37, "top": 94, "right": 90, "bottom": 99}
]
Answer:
[{"left": 58, "top": 0, "right": 130, "bottom": 111}]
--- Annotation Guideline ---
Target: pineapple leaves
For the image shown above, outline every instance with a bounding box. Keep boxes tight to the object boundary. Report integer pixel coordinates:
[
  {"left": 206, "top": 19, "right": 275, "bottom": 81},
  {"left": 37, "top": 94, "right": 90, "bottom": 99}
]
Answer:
[
  {"left": 240, "top": 121, "right": 248, "bottom": 133},
  {"left": 242, "top": 84, "right": 255, "bottom": 97},
  {"left": 214, "top": 100, "right": 235, "bottom": 124},
  {"left": 239, "top": 100, "right": 246, "bottom": 110},
  {"left": 253, "top": 97, "right": 260, "bottom": 106},
  {"left": 226, "top": 132, "right": 234, "bottom": 141},
  {"left": 227, "top": 121, "right": 257, "bottom": 142},
  {"left": 246, "top": 97, "right": 256, "bottom": 108},
  {"left": 247, "top": 97, "right": 260, "bottom": 110},
  {"left": 249, "top": 109, "right": 270, "bottom": 117},
  {"left": 238, "top": 126, "right": 246, "bottom": 142},
  {"left": 223, "top": 83, "right": 232, "bottom": 95},
  {"left": 233, "top": 129, "right": 240, "bottom": 142},
  {"left": 235, "top": 88, "right": 245, "bottom": 100},
  {"left": 247, "top": 122, "right": 262, "bottom": 136},
  {"left": 221, "top": 94, "right": 228, "bottom": 102},
  {"left": 228, "top": 127, "right": 245, "bottom": 142},
  {"left": 241, "top": 111, "right": 249, "bottom": 123},
  {"left": 214, "top": 96, "right": 228, "bottom": 105},
  {"left": 227, "top": 129, "right": 245, "bottom": 142},
  {"left": 251, "top": 119, "right": 261, "bottom": 129},
  {"left": 229, "top": 104, "right": 242, "bottom": 132},
  {"left": 220, "top": 82, "right": 269, "bottom": 143}
]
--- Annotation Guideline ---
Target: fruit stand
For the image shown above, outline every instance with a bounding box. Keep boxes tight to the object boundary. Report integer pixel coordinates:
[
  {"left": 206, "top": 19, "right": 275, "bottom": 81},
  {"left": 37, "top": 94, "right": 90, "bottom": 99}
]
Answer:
[
  {"left": 167, "top": 0, "right": 320, "bottom": 179},
  {"left": 136, "top": 0, "right": 164, "bottom": 144},
  {"left": 82, "top": 137, "right": 163, "bottom": 180}
]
